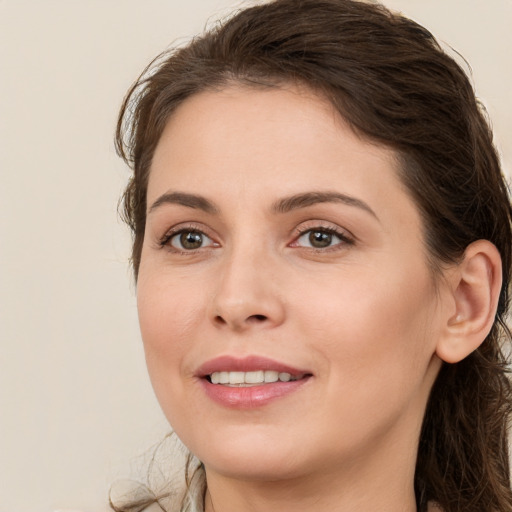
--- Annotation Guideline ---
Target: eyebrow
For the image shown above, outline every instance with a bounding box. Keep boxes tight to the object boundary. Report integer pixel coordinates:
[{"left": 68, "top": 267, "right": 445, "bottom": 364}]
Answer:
[
  {"left": 148, "top": 190, "right": 377, "bottom": 220},
  {"left": 148, "top": 191, "right": 219, "bottom": 214},
  {"left": 272, "top": 191, "right": 378, "bottom": 219}
]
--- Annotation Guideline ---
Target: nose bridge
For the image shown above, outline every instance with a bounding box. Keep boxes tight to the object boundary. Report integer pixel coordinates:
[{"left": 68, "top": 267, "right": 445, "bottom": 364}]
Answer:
[{"left": 210, "top": 236, "right": 285, "bottom": 330}]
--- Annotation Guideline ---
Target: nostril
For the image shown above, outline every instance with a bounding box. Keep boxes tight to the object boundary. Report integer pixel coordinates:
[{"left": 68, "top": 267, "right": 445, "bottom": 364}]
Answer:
[
  {"left": 248, "top": 314, "right": 268, "bottom": 322},
  {"left": 212, "top": 313, "right": 270, "bottom": 328}
]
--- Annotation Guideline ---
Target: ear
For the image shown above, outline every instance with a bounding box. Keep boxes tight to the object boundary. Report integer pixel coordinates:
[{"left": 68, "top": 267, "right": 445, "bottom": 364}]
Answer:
[{"left": 436, "top": 240, "right": 502, "bottom": 364}]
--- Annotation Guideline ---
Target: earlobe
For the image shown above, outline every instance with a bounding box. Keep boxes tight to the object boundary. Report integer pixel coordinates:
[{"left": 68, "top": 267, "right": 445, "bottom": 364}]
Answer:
[{"left": 436, "top": 240, "right": 502, "bottom": 364}]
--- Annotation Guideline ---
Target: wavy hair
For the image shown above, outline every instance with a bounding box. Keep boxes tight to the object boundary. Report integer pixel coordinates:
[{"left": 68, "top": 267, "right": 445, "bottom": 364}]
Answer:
[{"left": 114, "top": 0, "right": 512, "bottom": 510}]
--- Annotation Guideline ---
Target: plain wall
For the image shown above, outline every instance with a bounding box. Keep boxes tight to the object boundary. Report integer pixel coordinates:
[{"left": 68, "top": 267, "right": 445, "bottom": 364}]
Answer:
[{"left": 0, "top": 1, "right": 510, "bottom": 511}]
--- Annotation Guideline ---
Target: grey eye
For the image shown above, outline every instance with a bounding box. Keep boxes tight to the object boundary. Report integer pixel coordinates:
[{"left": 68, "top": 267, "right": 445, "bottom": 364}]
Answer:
[
  {"left": 308, "top": 231, "right": 333, "bottom": 248},
  {"left": 297, "top": 229, "right": 343, "bottom": 249},
  {"left": 171, "top": 230, "right": 213, "bottom": 250}
]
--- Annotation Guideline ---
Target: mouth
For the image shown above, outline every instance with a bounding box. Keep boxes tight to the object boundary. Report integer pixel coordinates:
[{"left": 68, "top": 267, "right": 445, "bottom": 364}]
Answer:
[
  {"left": 196, "top": 355, "right": 312, "bottom": 407},
  {"left": 206, "top": 370, "right": 306, "bottom": 387}
]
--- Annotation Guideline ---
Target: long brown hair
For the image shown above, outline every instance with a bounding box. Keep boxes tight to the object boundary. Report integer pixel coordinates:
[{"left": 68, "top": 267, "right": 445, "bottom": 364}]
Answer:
[{"left": 114, "top": 1, "right": 512, "bottom": 510}]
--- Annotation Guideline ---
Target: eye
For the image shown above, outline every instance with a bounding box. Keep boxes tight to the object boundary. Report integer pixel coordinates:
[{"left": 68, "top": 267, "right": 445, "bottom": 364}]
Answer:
[
  {"left": 293, "top": 227, "right": 352, "bottom": 249},
  {"left": 165, "top": 229, "right": 216, "bottom": 251}
]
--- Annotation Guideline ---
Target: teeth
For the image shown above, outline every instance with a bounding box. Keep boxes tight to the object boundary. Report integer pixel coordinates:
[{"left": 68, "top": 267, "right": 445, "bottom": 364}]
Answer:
[
  {"left": 264, "top": 370, "right": 279, "bottom": 383},
  {"left": 230, "top": 371, "right": 245, "bottom": 384},
  {"left": 209, "top": 370, "right": 298, "bottom": 386},
  {"left": 245, "top": 370, "right": 264, "bottom": 384}
]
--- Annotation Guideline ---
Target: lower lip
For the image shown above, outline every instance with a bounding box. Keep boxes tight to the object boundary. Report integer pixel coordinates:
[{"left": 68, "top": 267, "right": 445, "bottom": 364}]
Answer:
[{"left": 200, "top": 378, "right": 310, "bottom": 409}]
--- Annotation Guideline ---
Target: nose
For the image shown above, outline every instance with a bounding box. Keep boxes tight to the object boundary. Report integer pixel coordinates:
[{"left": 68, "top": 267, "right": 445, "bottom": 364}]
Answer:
[{"left": 209, "top": 246, "right": 286, "bottom": 332}]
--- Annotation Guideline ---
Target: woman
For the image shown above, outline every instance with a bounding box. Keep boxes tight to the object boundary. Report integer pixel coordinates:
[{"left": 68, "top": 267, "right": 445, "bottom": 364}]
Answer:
[{"left": 113, "top": 0, "right": 512, "bottom": 510}]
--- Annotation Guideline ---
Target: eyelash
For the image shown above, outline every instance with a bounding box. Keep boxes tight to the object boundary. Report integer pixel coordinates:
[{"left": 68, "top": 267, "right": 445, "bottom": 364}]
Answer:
[{"left": 158, "top": 223, "right": 355, "bottom": 253}]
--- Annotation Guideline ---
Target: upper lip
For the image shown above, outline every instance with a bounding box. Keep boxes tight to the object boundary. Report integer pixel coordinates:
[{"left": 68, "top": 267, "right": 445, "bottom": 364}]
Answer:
[{"left": 196, "top": 355, "right": 311, "bottom": 378}]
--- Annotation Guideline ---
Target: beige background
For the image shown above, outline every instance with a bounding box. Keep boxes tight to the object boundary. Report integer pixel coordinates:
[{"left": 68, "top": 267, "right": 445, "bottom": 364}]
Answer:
[{"left": 0, "top": 1, "right": 510, "bottom": 511}]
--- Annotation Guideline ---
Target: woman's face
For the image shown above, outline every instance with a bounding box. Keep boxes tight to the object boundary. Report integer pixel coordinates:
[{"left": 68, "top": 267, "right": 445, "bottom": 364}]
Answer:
[{"left": 137, "top": 85, "right": 447, "bottom": 483}]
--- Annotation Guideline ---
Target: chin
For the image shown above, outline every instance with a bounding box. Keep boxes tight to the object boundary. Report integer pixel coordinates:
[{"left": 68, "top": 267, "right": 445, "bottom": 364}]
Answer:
[
  {"left": 205, "top": 453, "right": 303, "bottom": 482},
  {"left": 180, "top": 427, "right": 308, "bottom": 481}
]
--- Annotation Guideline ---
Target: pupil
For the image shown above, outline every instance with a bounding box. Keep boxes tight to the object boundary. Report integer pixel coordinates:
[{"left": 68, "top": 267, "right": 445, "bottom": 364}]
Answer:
[
  {"left": 180, "top": 231, "right": 203, "bottom": 249},
  {"left": 309, "top": 231, "right": 331, "bottom": 248}
]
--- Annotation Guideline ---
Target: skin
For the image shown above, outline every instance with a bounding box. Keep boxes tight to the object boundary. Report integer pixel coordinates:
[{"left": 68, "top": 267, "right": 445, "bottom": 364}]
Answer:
[{"left": 137, "top": 85, "right": 456, "bottom": 512}]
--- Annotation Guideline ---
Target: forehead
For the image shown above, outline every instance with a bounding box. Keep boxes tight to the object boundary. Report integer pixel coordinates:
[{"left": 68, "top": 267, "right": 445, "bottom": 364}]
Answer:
[{"left": 149, "top": 84, "right": 403, "bottom": 199}]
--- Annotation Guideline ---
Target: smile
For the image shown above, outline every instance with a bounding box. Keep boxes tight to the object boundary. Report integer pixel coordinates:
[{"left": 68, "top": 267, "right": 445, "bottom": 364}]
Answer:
[
  {"left": 208, "top": 370, "right": 301, "bottom": 386},
  {"left": 197, "top": 356, "right": 312, "bottom": 408}
]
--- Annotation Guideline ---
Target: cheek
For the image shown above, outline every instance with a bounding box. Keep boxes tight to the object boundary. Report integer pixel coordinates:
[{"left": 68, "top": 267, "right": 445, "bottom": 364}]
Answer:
[
  {"left": 137, "top": 262, "right": 208, "bottom": 344},
  {"left": 295, "top": 261, "right": 438, "bottom": 389},
  {"left": 136, "top": 272, "right": 206, "bottom": 408},
  {"left": 291, "top": 266, "right": 439, "bottom": 452}
]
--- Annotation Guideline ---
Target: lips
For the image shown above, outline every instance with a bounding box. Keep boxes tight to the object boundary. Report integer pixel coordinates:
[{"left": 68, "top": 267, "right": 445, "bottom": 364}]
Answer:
[{"left": 196, "top": 355, "right": 312, "bottom": 408}]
